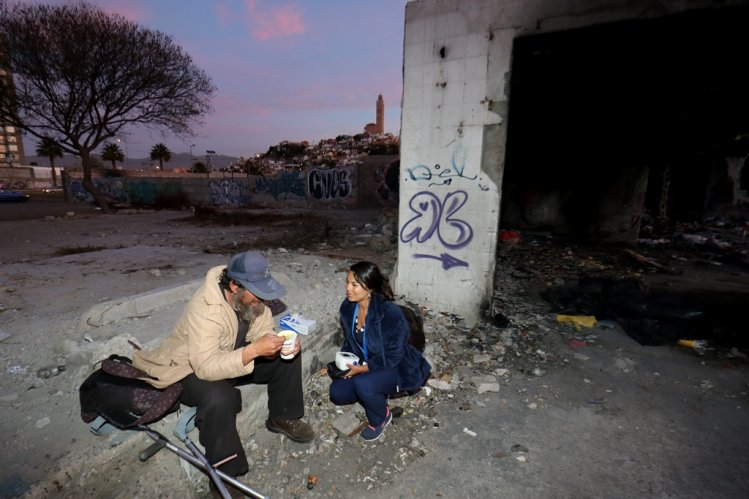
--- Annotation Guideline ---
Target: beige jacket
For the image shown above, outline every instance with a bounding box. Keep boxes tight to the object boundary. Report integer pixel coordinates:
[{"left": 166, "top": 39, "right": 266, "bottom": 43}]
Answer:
[{"left": 133, "top": 265, "right": 275, "bottom": 389}]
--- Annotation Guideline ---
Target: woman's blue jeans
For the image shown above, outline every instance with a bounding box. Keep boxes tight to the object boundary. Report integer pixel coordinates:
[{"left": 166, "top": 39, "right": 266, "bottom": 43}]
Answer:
[{"left": 329, "top": 367, "right": 397, "bottom": 426}]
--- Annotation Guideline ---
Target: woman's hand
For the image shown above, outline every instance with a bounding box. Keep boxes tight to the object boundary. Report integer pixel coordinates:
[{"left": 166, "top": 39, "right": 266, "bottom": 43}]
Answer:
[{"left": 344, "top": 363, "right": 369, "bottom": 378}]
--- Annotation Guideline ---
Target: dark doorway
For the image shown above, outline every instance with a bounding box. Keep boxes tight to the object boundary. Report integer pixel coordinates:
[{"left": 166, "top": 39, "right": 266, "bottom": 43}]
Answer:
[{"left": 502, "top": 6, "right": 749, "bottom": 237}]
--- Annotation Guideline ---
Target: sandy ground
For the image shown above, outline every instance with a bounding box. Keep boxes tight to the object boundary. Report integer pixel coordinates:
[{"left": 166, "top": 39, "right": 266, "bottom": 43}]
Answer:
[{"left": 1, "top": 195, "right": 748, "bottom": 498}]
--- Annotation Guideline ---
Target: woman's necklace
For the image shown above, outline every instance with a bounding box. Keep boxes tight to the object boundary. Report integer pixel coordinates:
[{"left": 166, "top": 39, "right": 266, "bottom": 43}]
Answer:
[{"left": 356, "top": 306, "right": 367, "bottom": 333}]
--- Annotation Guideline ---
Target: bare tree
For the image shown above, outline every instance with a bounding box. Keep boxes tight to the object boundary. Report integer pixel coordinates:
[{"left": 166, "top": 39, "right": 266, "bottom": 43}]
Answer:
[{"left": 0, "top": 2, "right": 214, "bottom": 211}]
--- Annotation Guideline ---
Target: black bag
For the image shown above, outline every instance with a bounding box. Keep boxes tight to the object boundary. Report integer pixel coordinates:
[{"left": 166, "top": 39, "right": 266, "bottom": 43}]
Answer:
[
  {"left": 326, "top": 360, "right": 351, "bottom": 379},
  {"left": 79, "top": 354, "right": 182, "bottom": 429},
  {"left": 399, "top": 303, "right": 425, "bottom": 352}
]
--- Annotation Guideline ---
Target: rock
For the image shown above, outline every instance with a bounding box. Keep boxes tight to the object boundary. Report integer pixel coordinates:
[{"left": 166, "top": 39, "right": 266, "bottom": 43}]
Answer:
[
  {"left": 473, "top": 353, "right": 492, "bottom": 363},
  {"left": 427, "top": 379, "right": 453, "bottom": 390},
  {"left": 332, "top": 412, "right": 362, "bottom": 436},
  {"left": 368, "top": 235, "right": 391, "bottom": 253},
  {"left": 472, "top": 375, "right": 500, "bottom": 394}
]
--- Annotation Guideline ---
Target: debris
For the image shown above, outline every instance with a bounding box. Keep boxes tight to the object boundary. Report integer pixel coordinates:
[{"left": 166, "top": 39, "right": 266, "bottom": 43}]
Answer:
[
  {"left": 427, "top": 378, "right": 453, "bottom": 390},
  {"left": 462, "top": 427, "right": 477, "bottom": 437},
  {"left": 568, "top": 340, "right": 587, "bottom": 349},
  {"left": 36, "top": 365, "right": 66, "bottom": 379},
  {"left": 307, "top": 474, "right": 319, "bottom": 490},
  {"left": 623, "top": 248, "right": 679, "bottom": 274},
  {"left": 472, "top": 375, "right": 500, "bottom": 394},
  {"left": 556, "top": 315, "right": 597, "bottom": 330},
  {"left": 677, "top": 339, "right": 708, "bottom": 355},
  {"left": 499, "top": 230, "right": 522, "bottom": 244},
  {"left": 473, "top": 353, "right": 491, "bottom": 363},
  {"left": 511, "top": 444, "right": 529, "bottom": 453},
  {"left": 332, "top": 412, "right": 362, "bottom": 437},
  {"left": 531, "top": 367, "right": 546, "bottom": 377}
]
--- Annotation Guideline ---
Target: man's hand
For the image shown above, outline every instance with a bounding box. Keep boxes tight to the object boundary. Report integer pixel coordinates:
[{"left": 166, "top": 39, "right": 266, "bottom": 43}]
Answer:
[{"left": 242, "top": 334, "right": 284, "bottom": 365}]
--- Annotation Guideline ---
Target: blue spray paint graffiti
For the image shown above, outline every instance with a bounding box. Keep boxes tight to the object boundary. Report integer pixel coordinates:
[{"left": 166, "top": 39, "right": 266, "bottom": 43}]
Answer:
[
  {"left": 68, "top": 178, "right": 130, "bottom": 203},
  {"left": 255, "top": 172, "right": 306, "bottom": 200},
  {"left": 208, "top": 179, "right": 247, "bottom": 205},
  {"left": 308, "top": 168, "right": 352, "bottom": 200},
  {"left": 400, "top": 190, "right": 473, "bottom": 270},
  {"left": 406, "top": 145, "right": 490, "bottom": 191}
]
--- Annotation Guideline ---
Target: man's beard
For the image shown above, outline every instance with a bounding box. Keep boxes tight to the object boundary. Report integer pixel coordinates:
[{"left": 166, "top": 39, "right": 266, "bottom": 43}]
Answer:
[{"left": 230, "top": 293, "right": 266, "bottom": 323}]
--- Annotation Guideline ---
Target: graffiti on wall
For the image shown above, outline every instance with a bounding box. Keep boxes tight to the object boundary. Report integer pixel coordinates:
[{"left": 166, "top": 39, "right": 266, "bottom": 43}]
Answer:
[
  {"left": 399, "top": 190, "right": 473, "bottom": 270},
  {"left": 406, "top": 145, "right": 490, "bottom": 191},
  {"left": 374, "top": 160, "right": 399, "bottom": 206},
  {"left": 209, "top": 179, "right": 248, "bottom": 205},
  {"left": 0, "top": 180, "right": 28, "bottom": 190},
  {"left": 68, "top": 178, "right": 129, "bottom": 203},
  {"left": 308, "top": 167, "right": 352, "bottom": 201},
  {"left": 255, "top": 172, "right": 306, "bottom": 200}
]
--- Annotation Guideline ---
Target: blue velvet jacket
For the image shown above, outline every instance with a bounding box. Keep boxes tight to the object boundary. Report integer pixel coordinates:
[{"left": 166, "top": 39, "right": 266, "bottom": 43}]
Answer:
[{"left": 339, "top": 293, "right": 431, "bottom": 393}]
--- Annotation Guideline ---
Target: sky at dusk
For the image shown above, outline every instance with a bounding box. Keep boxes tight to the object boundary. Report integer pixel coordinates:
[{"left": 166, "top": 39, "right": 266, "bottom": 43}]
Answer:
[{"left": 19, "top": 0, "right": 409, "bottom": 160}]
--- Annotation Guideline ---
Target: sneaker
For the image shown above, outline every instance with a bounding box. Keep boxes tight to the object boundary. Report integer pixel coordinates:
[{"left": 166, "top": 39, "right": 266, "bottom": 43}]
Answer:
[
  {"left": 266, "top": 417, "right": 314, "bottom": 443},
  {"left": 360, "top": 407, "right": 393, "bottom": 441}
]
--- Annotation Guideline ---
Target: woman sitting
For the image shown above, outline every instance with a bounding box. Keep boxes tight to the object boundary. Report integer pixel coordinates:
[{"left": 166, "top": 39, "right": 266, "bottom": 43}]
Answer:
[{"left": 329, "top": 261, "right": 431, "bottom": 441}]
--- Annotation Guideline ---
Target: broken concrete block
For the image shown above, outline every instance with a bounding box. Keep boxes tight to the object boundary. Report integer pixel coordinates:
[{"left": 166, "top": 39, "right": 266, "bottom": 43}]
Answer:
[
  {"left": 332, "top": 412, "right": 362, "bottom": 437},
  {"left": 473, "top": 375, "right": 500, "bottom": 394},
  {"left": 473, "top": 353, "right": 492, "bottom": 363}
]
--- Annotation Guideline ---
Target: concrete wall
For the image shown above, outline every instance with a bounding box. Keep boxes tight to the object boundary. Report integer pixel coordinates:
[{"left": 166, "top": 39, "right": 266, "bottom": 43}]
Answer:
[
  {"left": 63, "top": 165, "right": 369, "bottom": 208},
  {"left": 395, "top": 0, "right": 731, "bottom": 325}
]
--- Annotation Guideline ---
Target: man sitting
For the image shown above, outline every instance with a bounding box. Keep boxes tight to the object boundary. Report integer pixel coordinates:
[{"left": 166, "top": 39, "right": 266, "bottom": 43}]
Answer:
[{"left": 133, "top": 250, "right": 314, "bottom": 490}]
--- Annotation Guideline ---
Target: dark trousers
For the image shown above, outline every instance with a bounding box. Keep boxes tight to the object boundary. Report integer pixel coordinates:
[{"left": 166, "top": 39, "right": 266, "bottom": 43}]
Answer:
[
  {"left": 180, "top": 353, "right": 304, "bottom": 477},
  {"left": 329, "top": 367, "right": 397, "bottom": 426}
]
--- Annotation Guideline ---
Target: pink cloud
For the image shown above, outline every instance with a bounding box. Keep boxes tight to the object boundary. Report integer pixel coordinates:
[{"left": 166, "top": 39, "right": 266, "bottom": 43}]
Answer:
[
  {"left": 214, "top": 2, "right": 234, "bottom": 29},
  {"left": 243, "top": 1, "right": 306, "bottom": 42}
]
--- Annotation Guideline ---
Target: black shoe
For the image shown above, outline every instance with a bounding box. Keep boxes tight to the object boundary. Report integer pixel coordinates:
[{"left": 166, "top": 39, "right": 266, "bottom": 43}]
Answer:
[{"left": 266, "top": 417, "right": 314, "bottom": 443}]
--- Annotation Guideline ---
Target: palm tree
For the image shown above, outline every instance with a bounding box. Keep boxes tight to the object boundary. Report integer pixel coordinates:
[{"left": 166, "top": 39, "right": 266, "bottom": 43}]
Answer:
[
  {"left": 150, "top": 143, "right": 171, "bottom": 170},
  {"left": 101, "top": 142, "right": 124, "bottom": 170},
  {"left": 35, "top": 136, "right": 63, "bottom": 187}
]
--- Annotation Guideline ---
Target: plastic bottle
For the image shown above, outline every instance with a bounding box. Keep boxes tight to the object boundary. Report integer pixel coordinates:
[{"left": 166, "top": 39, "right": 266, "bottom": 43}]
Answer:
[{"left": 677, "top": 339, "right": 708, "bottom": 355}]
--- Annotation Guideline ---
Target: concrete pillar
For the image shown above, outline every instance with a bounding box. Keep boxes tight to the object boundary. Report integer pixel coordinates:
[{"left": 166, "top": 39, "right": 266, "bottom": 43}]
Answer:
[{"left": 395, "top": 0, "right": 720, "bottom": 324}]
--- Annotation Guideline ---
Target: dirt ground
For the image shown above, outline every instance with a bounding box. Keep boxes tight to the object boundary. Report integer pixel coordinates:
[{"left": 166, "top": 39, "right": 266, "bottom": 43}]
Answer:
[{"left": 1, "top": 195, "right": 748, "bottom": 498}]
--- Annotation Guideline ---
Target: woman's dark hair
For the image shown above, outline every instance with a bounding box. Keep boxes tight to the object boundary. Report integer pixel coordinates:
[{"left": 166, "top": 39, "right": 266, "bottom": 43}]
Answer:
[{"left": 350, "top": 261, "right": 394, "bottom": 301}]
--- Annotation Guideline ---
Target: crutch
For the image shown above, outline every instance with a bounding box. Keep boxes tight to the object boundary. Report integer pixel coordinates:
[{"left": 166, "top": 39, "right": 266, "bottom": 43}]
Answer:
[{"left": 138, "top": 407, "right": 268, "bottom": 499}]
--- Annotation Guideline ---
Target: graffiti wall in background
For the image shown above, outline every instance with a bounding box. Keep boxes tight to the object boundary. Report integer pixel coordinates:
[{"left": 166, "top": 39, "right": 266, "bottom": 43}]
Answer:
[
  {"left": 308, "top": 167, "right": 352, "bottom": 201},
  {"left": 254, "top": 171, "right": 306, "bottom": 201},
  {"left": 209, "top": 179, "right": 249, "bottom": 205},
  {"left": 63, "top": 165, "right": 364, "bottom": 208},
  {"left": 69, "top": 178, "right": 130, "bottom": 203},
  {"left": 374, "top": 160, "right": 400, "bottom": 207}
]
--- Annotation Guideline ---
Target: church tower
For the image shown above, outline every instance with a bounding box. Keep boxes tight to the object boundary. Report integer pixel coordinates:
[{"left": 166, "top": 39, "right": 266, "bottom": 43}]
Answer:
[{"left": 376, "top": 94, "right": 384, "bottom": 134}]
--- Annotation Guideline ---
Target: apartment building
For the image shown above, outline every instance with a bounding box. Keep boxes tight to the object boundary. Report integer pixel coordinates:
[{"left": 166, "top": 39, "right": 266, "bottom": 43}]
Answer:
[{"left": 0, "top": 42, "right": 26, "bottom": 166}]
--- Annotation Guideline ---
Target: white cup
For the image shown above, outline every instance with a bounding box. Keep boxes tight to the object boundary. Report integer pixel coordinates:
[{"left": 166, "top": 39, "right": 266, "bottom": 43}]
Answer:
[
  {"left": 335, "top": 351, "right": 360, "bottom": 371},
  {"left": 278, "top": 330, "right": 297, "bottom": 360}
]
